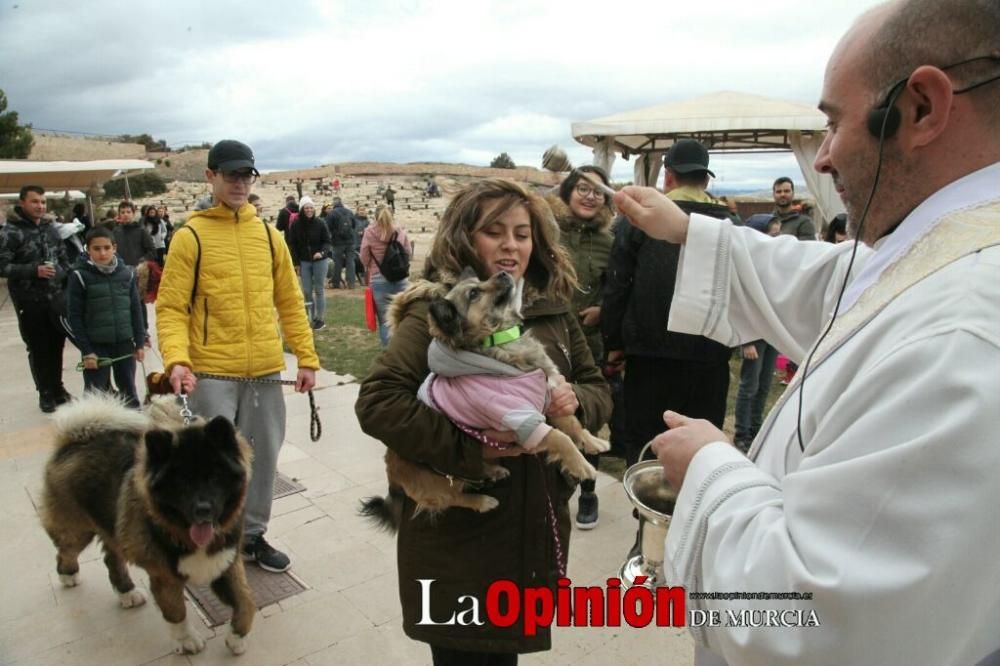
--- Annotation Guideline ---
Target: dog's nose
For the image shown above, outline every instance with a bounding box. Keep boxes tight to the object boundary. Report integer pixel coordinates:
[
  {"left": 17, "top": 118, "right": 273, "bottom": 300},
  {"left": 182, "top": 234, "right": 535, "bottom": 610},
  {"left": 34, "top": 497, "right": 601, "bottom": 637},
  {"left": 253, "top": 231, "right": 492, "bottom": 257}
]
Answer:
[{"left": 193, "top": 501, "right": 214, "bottom": 523}]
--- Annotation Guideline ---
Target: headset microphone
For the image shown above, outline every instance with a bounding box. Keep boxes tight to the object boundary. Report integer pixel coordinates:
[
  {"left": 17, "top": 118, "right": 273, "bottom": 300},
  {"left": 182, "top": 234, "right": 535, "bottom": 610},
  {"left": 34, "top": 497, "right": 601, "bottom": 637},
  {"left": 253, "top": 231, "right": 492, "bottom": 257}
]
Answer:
[
  {"left": 866, "top": 78, "right": 907, "bottom": 138},
  {"left": 793, "top": 52, "right": 1000, "bottom": 454}
]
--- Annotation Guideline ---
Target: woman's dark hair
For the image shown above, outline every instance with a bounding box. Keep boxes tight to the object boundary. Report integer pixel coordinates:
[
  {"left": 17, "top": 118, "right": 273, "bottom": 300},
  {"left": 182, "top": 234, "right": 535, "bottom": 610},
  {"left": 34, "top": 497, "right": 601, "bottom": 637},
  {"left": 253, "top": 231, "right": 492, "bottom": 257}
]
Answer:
[
  {"left": 558, "top": 165, "right": 611, "bottom": 207},
  {"left": 84, "top": 226, "right": 115, "bottom": 247},
  {"left": 72, "top": 203, "right": 86, "bottom": 217},
  {"left": 825, "top": 213, "right": 848, "bottom": 242}
]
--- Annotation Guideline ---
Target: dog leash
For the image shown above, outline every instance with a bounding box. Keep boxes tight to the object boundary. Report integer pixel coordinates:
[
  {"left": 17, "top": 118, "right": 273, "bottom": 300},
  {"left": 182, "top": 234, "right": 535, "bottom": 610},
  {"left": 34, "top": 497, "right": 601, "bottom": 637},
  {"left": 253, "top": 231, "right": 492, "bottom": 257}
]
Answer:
[
  {"left": 74, "top": 353, "right": 136, "bottom": 370},
  {"left": 183, "top": 373, "right": 322, "bottom": 442}
]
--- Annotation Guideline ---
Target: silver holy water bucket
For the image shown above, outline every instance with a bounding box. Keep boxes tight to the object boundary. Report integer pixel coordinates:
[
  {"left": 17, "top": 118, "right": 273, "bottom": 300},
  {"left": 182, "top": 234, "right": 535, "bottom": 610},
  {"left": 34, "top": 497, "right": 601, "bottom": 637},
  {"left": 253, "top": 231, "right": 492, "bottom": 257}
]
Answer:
[
  {"left": 541, "top": 145, "right": 573, "bottom": 173},
  {"left": 619, "top": 443, "right": 677, "bottom": 588}
]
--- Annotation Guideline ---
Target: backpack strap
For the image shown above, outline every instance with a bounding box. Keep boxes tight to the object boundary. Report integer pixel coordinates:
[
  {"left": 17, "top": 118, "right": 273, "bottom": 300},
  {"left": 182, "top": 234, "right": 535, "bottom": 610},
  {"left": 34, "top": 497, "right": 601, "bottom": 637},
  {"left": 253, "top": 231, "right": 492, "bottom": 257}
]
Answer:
[
  {"left": 183, "top": 225, "right": 202, "bottom": 312},
  {"left": 371, "top": 230, "right": 398, "bottom": 273},
  {"left": 185, "top": 220, "right": 274, "bottom": 312},
  {"left": 262, "top": 220, "right": 276, "bottom": 268}
]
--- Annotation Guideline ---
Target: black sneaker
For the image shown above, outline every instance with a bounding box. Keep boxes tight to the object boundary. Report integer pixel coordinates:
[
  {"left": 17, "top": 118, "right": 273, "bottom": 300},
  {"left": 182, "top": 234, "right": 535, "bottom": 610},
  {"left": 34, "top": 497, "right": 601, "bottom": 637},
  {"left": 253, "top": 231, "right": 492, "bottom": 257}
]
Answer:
[
  {"left": 54, "top": 389, "right": 73, "bottom": 406},
  {"left": 313, "top": 319, "right": 326, "bottom": 330},
  {"left": 242, "top": 535, "right": 291, "bottom": 573},
  {"left": 39, "top": 394, "right": 57, "bottom": 414},
  {"left": 575, "top": 491, "right": 599, "bottom": 530}
]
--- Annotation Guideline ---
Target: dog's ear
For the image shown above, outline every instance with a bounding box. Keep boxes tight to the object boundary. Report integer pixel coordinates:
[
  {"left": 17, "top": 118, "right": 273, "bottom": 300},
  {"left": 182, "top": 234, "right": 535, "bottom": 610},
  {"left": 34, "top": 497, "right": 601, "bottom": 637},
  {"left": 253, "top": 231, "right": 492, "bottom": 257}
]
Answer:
[
  {"left": 145, "top": 429, "right": 174, "bottom": 469},
  {"left": 458, "top": 266, "right": 478, "bottom": 282},
  {"left": 429, "top": 297, "right": 462, "bottom": 339},
  {"left": 204, "top": 416, "right": 238, "bottom": 451}
]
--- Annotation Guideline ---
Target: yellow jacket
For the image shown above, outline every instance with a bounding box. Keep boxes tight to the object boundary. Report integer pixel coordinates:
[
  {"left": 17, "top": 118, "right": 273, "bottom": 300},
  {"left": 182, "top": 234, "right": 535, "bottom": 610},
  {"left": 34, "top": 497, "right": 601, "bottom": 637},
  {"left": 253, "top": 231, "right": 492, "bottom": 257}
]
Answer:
[{"left": 156, "top": 203, "right": 319, "bottom": 377}]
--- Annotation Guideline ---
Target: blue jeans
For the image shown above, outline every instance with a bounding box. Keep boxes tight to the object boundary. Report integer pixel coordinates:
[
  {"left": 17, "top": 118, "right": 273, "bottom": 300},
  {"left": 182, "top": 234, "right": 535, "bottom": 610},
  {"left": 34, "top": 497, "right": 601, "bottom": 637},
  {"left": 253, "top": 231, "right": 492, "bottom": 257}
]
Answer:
[
  {"left": 370, "top": 274, "right": 408, "bottom": 347},
  {"left": 734, "top": 340, "right": 779, "bottom": 446},
  {"left": 300, "top": 259, "right": 329, "bottom": 322}
]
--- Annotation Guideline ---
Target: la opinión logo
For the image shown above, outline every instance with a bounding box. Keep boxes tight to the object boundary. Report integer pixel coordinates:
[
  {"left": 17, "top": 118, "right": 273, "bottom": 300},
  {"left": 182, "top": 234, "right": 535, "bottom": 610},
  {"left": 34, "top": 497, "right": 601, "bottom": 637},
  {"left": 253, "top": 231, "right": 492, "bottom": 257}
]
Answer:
[{"left": 417, "top": 577, "right": 686, "bottom": 636}]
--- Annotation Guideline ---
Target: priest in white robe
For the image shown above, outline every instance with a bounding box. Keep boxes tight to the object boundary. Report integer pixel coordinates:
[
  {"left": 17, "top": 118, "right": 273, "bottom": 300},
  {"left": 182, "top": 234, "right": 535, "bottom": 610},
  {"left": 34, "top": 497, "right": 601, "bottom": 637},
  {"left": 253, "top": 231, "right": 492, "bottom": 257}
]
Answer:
[{"left": 612, "top": 1, "right": 1000, "bottom": 664}]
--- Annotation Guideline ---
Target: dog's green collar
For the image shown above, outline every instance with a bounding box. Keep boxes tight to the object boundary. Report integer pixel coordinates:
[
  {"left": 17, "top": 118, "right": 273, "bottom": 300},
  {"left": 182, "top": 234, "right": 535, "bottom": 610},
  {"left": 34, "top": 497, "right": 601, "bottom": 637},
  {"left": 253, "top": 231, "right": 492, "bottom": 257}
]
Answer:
[{"left": 481, "top": 325, "right": 522, "bottom": 348}]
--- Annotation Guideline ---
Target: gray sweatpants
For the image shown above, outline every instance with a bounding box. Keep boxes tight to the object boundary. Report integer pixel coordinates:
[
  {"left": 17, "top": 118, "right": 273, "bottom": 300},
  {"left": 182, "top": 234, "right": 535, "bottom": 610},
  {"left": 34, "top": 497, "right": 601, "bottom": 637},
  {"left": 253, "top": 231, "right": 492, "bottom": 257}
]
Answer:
[{"left": 188, "top": 374, "right": 286, "bottom": 538}]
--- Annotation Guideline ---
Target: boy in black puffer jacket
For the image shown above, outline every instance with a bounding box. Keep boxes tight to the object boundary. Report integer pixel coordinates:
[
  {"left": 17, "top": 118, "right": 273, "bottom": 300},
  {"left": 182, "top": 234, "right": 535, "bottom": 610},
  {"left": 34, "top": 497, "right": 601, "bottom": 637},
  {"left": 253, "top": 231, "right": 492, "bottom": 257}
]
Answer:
[{"left": 66, "top": 227, "right": 145, "bottom": 407}]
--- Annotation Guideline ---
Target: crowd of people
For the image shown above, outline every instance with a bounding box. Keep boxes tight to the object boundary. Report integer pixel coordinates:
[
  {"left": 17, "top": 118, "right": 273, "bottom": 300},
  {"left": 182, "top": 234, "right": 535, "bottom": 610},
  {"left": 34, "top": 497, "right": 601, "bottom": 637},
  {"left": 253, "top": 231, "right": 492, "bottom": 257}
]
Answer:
[{"left": 1, "top": 0, "right": 997, "bottom": 662}]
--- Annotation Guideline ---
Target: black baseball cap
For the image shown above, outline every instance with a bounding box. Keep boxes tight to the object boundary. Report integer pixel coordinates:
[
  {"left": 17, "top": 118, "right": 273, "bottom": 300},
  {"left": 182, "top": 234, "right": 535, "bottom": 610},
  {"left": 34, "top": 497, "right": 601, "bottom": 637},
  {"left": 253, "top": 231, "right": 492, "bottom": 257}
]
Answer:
[
  {"left": 207, "top": 139, "right": 260, "bottom": 175},
  {"left": 664, "top": 139, "right": 715, "bottom": 178}
]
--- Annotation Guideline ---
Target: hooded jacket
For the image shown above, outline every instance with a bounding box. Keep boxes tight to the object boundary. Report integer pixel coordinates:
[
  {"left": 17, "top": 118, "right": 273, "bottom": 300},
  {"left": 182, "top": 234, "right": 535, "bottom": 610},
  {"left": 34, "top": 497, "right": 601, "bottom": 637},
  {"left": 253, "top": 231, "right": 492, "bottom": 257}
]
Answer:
[
  {"left": 0, "top": 206, "right": 70, "bottom": 305},
  {"left": 156, "top": 202, "right": 319, "bottom": 377},
  {"left": 355, "top": 277, "right": 611, "bottom": 654}
]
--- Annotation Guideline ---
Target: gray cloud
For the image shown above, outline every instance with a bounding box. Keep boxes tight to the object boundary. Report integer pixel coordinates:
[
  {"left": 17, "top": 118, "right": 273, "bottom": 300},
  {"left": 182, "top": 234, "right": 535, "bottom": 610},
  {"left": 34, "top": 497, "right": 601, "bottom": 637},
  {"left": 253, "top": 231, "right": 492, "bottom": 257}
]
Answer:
[{"left": 1, "top": 0, "right": 883, "bottom": 191}]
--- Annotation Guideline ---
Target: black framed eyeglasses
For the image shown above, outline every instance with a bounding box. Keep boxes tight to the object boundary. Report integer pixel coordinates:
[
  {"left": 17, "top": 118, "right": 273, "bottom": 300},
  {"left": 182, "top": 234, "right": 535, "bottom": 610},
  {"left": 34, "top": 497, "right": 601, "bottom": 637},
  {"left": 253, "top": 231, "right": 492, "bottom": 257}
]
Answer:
[{"left": 216, "top": 170, "right": 258, "bottom": 185}]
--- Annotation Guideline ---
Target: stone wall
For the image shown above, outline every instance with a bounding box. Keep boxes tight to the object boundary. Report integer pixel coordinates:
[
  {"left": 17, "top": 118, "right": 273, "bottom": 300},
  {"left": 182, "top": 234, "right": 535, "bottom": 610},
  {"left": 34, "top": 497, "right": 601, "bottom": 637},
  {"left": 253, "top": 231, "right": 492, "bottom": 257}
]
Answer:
[{"left": 28, "top": 133, "right": 146, "bottom": 161}]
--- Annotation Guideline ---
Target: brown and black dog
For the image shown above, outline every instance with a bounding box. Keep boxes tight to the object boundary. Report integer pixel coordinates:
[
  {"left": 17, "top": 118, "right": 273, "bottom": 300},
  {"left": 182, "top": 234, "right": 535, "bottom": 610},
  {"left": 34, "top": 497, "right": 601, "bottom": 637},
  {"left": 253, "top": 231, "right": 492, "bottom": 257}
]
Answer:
[
  {"left": 362, "top": 270, "right": 609, "bottom": 528},
  {"left": 41, "top": 394, "right": 255, "bottom": 656}
]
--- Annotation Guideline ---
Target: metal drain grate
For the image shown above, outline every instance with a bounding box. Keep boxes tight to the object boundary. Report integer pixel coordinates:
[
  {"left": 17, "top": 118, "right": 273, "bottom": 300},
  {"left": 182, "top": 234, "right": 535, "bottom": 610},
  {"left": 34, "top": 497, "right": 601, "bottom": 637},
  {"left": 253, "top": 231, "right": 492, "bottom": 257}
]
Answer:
[
  {"left": 186, "top": 565, "right": 308, "bottom": 627},
  {"left": 273, "top": 472, "right": 306, "bottom": 499}
]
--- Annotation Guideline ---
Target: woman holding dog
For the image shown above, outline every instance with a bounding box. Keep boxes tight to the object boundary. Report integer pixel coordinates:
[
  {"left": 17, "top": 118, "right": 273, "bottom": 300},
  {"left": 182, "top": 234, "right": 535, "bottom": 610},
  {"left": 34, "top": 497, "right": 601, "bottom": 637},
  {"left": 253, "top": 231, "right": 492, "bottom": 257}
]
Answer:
[
  {"left": 548, "top": 166, "right": 616, "bottom": 531},
  {"left": 356, "top": 179, "right": 611, "bottom": 665}
]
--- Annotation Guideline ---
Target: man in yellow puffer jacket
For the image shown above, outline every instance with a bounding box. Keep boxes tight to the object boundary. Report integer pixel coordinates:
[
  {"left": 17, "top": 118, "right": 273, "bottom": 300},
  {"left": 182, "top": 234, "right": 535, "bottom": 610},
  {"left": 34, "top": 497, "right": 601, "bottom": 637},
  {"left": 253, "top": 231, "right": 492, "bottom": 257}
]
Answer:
[{"left": 157, "top": 140, "right": 319, "bottom": 573}]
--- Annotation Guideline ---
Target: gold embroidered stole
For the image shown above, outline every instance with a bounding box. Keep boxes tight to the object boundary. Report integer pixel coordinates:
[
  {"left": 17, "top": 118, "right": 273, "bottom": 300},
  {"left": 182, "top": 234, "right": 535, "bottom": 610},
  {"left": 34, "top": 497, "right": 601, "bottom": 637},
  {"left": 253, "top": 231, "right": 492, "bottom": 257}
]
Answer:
[{"left": 752, "top": 199, "right": 1000, "bottom": 458}]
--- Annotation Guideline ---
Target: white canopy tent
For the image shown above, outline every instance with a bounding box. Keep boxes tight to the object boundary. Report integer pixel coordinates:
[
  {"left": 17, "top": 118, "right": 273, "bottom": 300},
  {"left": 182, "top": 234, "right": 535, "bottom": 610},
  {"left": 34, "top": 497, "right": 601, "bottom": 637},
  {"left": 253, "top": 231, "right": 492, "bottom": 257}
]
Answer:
[
  {"left": 0, "top": 159, "right": 155, "bottom": 195},
  {"left": 571, "top": 91, "right": 845, "bottom": 223},
  {"left": 0, "top": 159, "right": 156, "bottom": 221}
]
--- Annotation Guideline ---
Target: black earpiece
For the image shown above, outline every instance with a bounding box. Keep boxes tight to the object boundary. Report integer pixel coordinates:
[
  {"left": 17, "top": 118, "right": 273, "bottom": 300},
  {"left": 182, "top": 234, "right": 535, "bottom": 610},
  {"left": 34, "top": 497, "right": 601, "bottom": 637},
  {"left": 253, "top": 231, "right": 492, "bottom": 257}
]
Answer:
[
  {"left": 866, "top": 78, "right": 907, "bottom": 139},
  {"left": 866, "top": 102, "right": 902, "bottom": 138}
]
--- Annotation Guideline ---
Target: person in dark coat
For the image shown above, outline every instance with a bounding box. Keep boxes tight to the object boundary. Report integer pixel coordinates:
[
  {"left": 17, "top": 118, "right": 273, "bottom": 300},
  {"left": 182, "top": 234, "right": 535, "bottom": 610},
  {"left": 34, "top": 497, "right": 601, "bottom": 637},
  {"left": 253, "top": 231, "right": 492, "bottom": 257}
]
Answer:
[
  {"left": 603, "top": 139, "right": 737, "bottom": 468},
  {"left": 547, "top": 166, "right": 616, "bottom": 530},
  {"left": 275, "top": 195, "right": 297, "bottom": 240},
  {"left": 325, "top": 197, "right": 359, "bottom": 288},
  {"left": 66, "top": 227, "right": 145, "bottom": 407},
  {"left": 112, "top": 200, "right": 154, "bottom": 340},
  {"left": 356, "top": 179, "right": 611, "bottom": 663},
  {"left": 286, "top": 196, "right": 333, "bottom": 329},
  {"left": 0, "top": 185, "right": 72, "bottom": 412}
]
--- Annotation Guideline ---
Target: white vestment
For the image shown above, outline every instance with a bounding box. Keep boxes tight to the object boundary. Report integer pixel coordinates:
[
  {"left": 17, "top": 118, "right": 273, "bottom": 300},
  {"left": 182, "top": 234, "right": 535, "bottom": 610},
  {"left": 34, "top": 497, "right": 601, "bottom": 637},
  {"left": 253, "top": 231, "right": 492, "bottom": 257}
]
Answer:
[{"left": 664, "top": 162, "right": 1000, "bottom": 666}]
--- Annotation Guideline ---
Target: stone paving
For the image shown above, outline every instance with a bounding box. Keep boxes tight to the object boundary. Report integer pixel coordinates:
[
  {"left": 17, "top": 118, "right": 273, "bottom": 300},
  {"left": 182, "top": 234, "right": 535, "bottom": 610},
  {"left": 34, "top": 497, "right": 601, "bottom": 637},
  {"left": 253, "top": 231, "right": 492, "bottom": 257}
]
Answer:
[{"left": 0, "top": 296, "right": 693, "bottom": 665}]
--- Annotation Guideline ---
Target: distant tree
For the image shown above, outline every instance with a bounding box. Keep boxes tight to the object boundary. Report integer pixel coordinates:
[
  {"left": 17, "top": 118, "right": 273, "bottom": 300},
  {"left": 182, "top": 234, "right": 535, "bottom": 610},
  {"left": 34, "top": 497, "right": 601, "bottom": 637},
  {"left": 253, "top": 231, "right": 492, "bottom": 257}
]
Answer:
[
  {"left": 118, "top": 133, "right": 168, "bottom": 152},
  {"left": 490, "top": 152, "right": 516, "bottom": 169},
  {"left": 0, "top": 89, "right": 34, "bottom": 158},
  {"left": 103, "top": 171, "right": 168, "bottom": 199}
]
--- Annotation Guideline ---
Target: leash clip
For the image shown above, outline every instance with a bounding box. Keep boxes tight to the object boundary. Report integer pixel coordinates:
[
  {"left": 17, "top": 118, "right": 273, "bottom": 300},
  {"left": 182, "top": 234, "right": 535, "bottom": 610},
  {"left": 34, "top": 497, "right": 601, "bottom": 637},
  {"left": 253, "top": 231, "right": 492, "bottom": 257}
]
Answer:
[{"left": 179, "top": 392, "right": 193, "bottom": 426}]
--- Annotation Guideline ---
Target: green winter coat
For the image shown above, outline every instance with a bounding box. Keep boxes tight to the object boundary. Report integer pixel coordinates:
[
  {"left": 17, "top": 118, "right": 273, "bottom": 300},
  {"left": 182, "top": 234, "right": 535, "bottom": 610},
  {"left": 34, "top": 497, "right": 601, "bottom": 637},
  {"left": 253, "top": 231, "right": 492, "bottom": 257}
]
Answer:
[
  {"left": 355, "top": 279, "right": 612, "bottom": 655},
  {"left": 547, "top": 195, "right": 614, "bottom": 364}
]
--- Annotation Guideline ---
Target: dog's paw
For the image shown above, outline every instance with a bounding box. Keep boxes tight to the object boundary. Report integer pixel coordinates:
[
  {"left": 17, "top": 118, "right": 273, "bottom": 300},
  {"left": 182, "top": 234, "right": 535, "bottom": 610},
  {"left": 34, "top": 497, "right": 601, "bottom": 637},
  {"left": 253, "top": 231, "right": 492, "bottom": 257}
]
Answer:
[
  {"left": 118, "top": 589, "right": 146, "bottom": 609},
  {"left": 474, "top": 496, "right": 500, "bottom": 512},
  {"left": 58, "top": 573, "right": 80, "bottom": 587},
  {"left": 563, "top": 458, "right": 598, "bottom": 482},
  {"left": 484, "top": 463, "right": 511, "bottom": 481},
  {"left": 169, "top": 620, "right": 206, "bottom": 654},
  {"left": 582, "top": 433, "right": 611, "bottom": 454},
  {"left": 225, "top": 629, "right": 247, "bottom": 655}
]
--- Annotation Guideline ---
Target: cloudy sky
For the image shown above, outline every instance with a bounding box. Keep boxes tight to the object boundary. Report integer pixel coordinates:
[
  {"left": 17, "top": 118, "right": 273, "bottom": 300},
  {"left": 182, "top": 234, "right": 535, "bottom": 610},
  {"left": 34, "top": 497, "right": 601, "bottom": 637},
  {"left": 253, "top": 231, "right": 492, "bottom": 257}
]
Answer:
[{"left": 2, "top": 0, "right": 883, "bottom": 191}]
